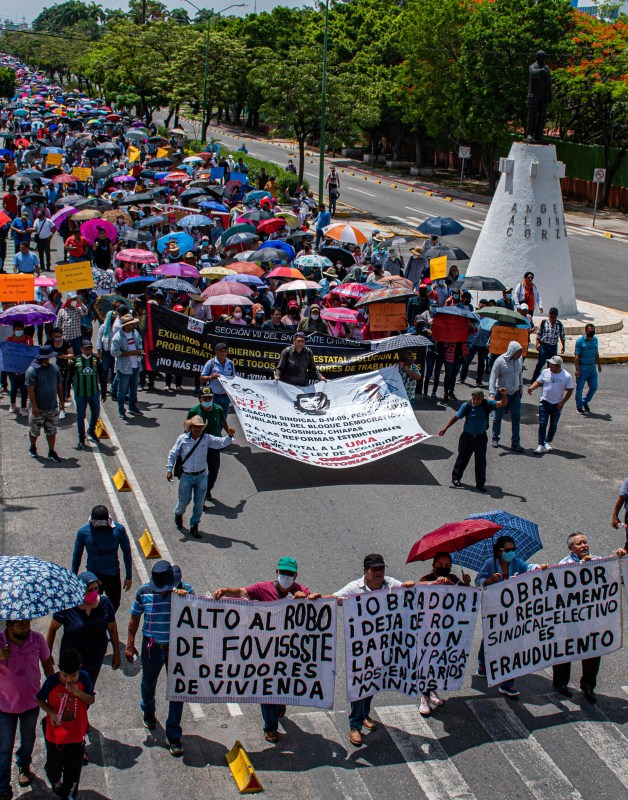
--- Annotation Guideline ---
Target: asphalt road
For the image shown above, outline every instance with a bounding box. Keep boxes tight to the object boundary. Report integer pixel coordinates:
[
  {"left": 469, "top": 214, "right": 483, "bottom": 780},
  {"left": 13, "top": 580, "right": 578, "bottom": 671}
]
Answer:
[
  {"left": 204, "top": 126, "right": 628, "bottom": 312},
  {"left": 2, "top": 350, "right": 627, "bottom": 800}
]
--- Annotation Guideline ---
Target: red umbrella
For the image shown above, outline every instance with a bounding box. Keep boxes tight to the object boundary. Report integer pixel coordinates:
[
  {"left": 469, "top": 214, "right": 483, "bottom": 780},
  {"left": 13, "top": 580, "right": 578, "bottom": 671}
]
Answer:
[
  {"left": 201, "top": 281, "right": 253, "bottom": 299},
  {"left": 106, "top": 113, "right": 121, "bottom": 121},
  {"left": 267, "top": 266, "right": 305, "bottom": 280},
  {"left": 320, "top": 307, "right": 361, "bottom": 324},
  {"left": 257, "top": 218, "right": 287, "bottom": 235},
  {"left": 53, "top": 174, "right": 77, "bottom": 184},
  {"left": 224, "top": 261, "right": 265, "bottom": 278},
  {"left": 163, "top": 171, "right": 191, "bottom": 183},
  {"left": 117, "top": 248, "right": 158, "bottom": 264},
  {"left": 406, "top": 519, "right": 503, "bottom": 563},
  {"left": 331, "top": 283, "right": 373, "bottom": 300}
]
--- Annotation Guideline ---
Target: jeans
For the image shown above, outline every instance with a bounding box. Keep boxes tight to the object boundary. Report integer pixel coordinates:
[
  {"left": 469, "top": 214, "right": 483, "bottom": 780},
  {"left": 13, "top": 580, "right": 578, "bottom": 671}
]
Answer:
[
  {"left": 96, "top": 572, "right": 122, "bottom": 612},
  {"left": 206, "top": 448, "right": 220, "bottom": 494},
  {"left": 36, "top": 237, "right": 52, "bottom": 271},
  {"left": 492, "top": 391, "right": 521, "bottom": 446},
  {"left": 315, "top": 229, "right": 324, "bottom": 250},
  {"left": 460, "top": 345, "right": 488, "bottom": 384},
  {"left": 44, "top": 736, "right": 84, "bottom": 800},
  {"left": 260, "top": 704, "right": 285, "bottom": 732},
  {"left": 349, "top": 696, "right": 373, "bottom": 731},
  {"left": 423, "top": 351, "right": 443, "bottom": 394},
  {"left": 140, "top": 638, "right": 183, "bottom": 741},
  {"left": 212, "top": 393, "right": 230, "bottom": 416},
  {"left": 444, "top": 360, "right": 462, "bottom": 395},
  {"left": 575, "top": 369, "right": 598, "bottom": 410},
  {"left": 538, "top": 399, "right": 562, "bottom": 446},
  {"left": 175, "top": 471, "right": 208, "bottom": 526},
  {"left": 8, "top": 373, "right": 27, "bottom": 407},
  {"left": 0, "top": 707, "right": 39, "bottom": 796},
  {"left": 532, "top": 342, "right": 558, "bottom": 382},
  {"left": 478, "top": 640, "right": 515, "bottom": 692},
  {"left": 101, "top": 351, "right": 115, "bottom": 392},
  {"left": 69, "top": 336, "right": 83, "bottom": 357},
  {"left": 116, "top": 368, "right": 140, "bottom": 416},
  {"left": 75, "top": 394, "right": 100, "bottom": 443},
  {"left": 452, "top": 431, "right": 488, "bottom": 488}
]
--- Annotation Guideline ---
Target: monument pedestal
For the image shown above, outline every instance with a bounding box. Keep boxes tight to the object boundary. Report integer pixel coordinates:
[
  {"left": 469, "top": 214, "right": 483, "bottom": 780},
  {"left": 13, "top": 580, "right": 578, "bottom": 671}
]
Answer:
[{"left": 466, "top": 142, "right": 577, "bottom": 316}]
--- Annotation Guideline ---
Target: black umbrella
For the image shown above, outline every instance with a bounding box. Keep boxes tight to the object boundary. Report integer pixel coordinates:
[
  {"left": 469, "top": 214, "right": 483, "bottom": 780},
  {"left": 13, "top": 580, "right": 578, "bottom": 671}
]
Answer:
[
  {"left": 43, "top": 167, "right": 63, "bottom": 178},
  {"left": 148, "top": 136, "right": 167, "bottom": 144},
  {"left": 100, "top": 142, "right": 118, "bottom": 152},
  {"left": 428, "top": 245, "right": 470, "bottom": 261},
  {"left": 451, "top": 275, "right": 506, "bottom": 292},
  {"left": 57, "top": 194, "right": 85, "bottom": 207},
  {"left": 287, "top": 231, "right": 313, "bottom": 245},
  {"left": 122, "top": 229, "right": 152, "bottom": 243},
  {"left": 143, "top": 158, "right": 173, "bottom": 169},
  {"left": 22, "top": 193, "right": 47, "bottom": 204},
  {"left": 117, "top": 193, "right": 156, "bottom": 205},
  {"left": 139, "top": 169, "right": 157, "bottom": 179},
  {"left": 179, "top": 188, "right": 207, "bottom": 201},
  {"left": 85, "top": 147, "right": 105, "bottom": 159},
  {"left": 92, "top": 165, "right": 117, "bottom": 180},
  {"left": 74, "top": 197, "right": 112, "bottom": 211},
  {"left": 137, "top": 215, "right": 167, "bottom": 228},
  {"left": 238, "top": 209, "right": 272, "bottom": 222},
  {"left": 320, "top": 246, "right": 356, "bottom": 270}
]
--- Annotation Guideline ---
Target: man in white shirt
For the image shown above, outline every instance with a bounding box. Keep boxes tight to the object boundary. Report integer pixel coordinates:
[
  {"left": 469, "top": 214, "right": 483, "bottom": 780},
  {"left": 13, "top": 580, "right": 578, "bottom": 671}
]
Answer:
[
  {"left": 527, "top": 355, "right": 573, "bottom": 454},
  {"left": 33, "top": 208, "right": 56, "bottom": 271}
]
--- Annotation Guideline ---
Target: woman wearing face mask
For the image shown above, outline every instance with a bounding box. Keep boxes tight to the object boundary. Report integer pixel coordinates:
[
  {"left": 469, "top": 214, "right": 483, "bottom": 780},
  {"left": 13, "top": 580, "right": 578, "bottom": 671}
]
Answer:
[
  {"left": 229, "top": 305, "right": 248, "bottom": 326},
  {"left": 416, "top": 552, "right": 471, "bottom": 714},
  {"left": 282, "top": 299, "right": 301, "bottom": 331},
  {"left": 6, "top": 322, "right": 33, "bottom": 415},
  {"left": 475, "top": 535, "right": 546, "bottom": 698},
  {"left": 46, "top": 572, "right": 120, "bottom": 687}
]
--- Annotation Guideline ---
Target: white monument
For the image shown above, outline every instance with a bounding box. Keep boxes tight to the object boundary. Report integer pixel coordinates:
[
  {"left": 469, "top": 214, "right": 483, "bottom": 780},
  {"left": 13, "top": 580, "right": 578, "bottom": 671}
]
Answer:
[{"left": 466, "top": 142, "right": 578, "bottom": 316}]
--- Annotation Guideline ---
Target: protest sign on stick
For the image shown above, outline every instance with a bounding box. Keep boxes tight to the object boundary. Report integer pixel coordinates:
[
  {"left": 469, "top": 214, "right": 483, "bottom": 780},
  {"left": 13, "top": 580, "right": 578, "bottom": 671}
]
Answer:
[{"left": 481, "top": 557, "right": 622, "bottom": 686}]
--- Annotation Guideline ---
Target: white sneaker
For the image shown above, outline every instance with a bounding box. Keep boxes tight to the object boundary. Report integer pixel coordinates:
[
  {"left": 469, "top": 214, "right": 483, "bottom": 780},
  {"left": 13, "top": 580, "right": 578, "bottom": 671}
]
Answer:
[
  {"left": 59, "top": 410, "right": 66, "bottom": 420},
  {"left": 534, "top": 445, "right": 545, "bottom": 454},
  {"left": 429, "top": 691, "right": 443, "bottom": 707},
  {"left": 19, "top": 408, "right": 28, "bottom": 417},
  {"left": 544, "top": 442, "right": 553, "bottom": 451},
  {"left": 9, "top": 404, "right": 17, "bottom": 413},
  {"left": 419, "top": 696, "right": 431, "bottom": 716}
]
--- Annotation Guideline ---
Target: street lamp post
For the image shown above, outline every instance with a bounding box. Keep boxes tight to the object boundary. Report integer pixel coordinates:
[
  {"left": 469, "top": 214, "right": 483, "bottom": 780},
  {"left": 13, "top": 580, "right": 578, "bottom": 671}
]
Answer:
[{"left": 317, "top": 0, "right": 330, "bottom": 206}]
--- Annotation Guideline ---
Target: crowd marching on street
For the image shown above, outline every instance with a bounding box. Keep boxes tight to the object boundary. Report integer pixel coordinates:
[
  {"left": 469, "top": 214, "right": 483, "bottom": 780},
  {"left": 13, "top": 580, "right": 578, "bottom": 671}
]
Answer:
[{"left": 0, "top": 51, "right": 628, "bottom": 800}]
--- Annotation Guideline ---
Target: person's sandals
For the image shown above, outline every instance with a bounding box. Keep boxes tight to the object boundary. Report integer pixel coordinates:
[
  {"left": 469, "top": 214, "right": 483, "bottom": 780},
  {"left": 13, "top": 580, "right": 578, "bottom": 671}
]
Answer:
[{"left": 264, "top": 730, "right": 278, "bottom": 743}]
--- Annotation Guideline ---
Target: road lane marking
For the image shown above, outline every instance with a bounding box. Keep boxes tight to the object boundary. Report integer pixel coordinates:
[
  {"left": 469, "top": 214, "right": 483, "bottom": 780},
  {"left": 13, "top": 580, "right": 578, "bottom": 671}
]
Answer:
[
  {"left": 388, "top": 215, "right": 417, "bottom": 227},
  {"left": 227, "top": 703, "right": 244, "bottom": 716},
  {"left": 468, "top": 699, "right": 582, "bottom": 800},
  {"left": 377, "top": 705, "right": 477, "bottom": 800},
  {"left": 349, "top": 187, "right": 377, "bottom": 197}
]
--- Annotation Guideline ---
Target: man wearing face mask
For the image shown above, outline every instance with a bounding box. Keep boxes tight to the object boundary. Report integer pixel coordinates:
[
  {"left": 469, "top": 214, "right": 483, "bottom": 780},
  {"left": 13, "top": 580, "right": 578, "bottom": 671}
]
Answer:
[
  {"left": 496, "top": 287, "right": 515, "bottom": 311},
  {"left": 297, "top": 303, "right": 330, "bottom": 335},
  {"left": 25, "top": 345, "right": 65, "bottom": 463},
  {"left": 186, "top": 387, "right": 235, "bottom": 503},
  {"left": 56, "top": 294, "right": 88, "bottom": 356},
  {"left": 0, "top": 620, "right": 54, "bottom": 798},
  {"left": 574, "top": 324, "right": 601, "bottom": 415},
  {"left": 213, "top": 557, "right": 321, "bottom": 743}
]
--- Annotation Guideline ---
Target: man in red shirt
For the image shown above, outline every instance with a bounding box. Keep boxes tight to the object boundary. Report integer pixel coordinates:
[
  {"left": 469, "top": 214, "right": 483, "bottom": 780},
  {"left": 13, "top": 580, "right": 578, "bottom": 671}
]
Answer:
[
  {"left": 2, "top": 187, "right": 18, "bottom": 219},
  {"left": 64, "top": 231, "right": 89, "bottom": 263},
  {"left": 213, "top": 557, "right": 320, "bottom": 743}
]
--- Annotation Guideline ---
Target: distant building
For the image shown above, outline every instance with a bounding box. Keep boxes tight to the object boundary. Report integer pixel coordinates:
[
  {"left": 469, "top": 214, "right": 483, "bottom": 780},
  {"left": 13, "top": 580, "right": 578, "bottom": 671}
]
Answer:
[{"left": 570, "top": 0, "right": 627, "bottom": 18}]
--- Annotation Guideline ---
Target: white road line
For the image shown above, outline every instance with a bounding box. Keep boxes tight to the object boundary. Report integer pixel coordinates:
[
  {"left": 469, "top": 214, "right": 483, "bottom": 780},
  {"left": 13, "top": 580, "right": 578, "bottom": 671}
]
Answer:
[
  {"left": 189, "top": 703, "right": 205, "bottom": 720},
  {"left": 622, "top": 686, "right": 628, "bottom": 697},
  {"left": 546, "top": 694, "right": 628, "bottom": 789},
  {"left": 388, "top": 215, "right": 417, "bottom": 227},
  {"left": 405, "top": 207, "right": 427, "bottom": 214},
  {"left": 227, "top": 702, "right": 244, "bottom": 717},
  {"left": 460, "top": 219, "right": 484, "bottom": 231},
  {"left": 377, "top": 705, "right": 477, "bottom": 800},
  {"left": 468, "top": 699, "right": 582, "bottom": 800},
  {"left": 350, "top": 188, "right": 377, "bottom": 197},
  {"left": 566, "top": 227, "right": 593, "bottom": 237}
]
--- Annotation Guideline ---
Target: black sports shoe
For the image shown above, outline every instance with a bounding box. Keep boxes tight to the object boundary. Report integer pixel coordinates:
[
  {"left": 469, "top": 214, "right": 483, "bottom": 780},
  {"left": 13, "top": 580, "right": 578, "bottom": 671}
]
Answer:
[
  {"left": 174, "top": 514, "right": 183, "bottom": 530},
  {"left": 29, "top": 446, "right": 38, "bottom": 459},
  {"left": 452, "top": 478, "right": 462, "bottom": 487},
  {"left": 167, "top": 739, "right": 183, "bottom": 757},
  {"left": 583, "top": 403, "right": 591, "bottom": 413},
  {"left": 189, "top": 524, "right": 201, "bottom": 539},
  {"left": 476, "top": 485, "right": 487, "bottom": 493},
  {"left": 47, "top": 451, "right": 62, "bottom": 463},
  {"left": 554, "top": 685, "right": 573, "bottom": 698},
  {"left": 143, "top": 716, "right": 158, "bottom": 730}
]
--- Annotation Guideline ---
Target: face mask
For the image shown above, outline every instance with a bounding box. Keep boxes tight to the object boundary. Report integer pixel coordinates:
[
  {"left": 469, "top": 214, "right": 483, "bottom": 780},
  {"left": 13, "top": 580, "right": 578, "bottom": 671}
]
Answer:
[
  {"left": 277, "top": 574, "right": 294, "bottom": 590},
  {"left": 505, "top": 293, "right": 512, "bottom": 300},
  {"left": 201, "top": 400, "right": 212, "bottom": 408},
  {"left": 233, "top": 312, "right": 242, "bottom": 320},
  {"left": 311, "top": 313, "right": 320, "bottom": 320},
  {"left": 453, "top": 294, "right": 460, "bottom": 300},
  {"left": 14, "top": 329, "right": 24, "bottom": 337},
  {"left": 84, "top": 589, "right": 99, "bottom": 604},
  {"left": 435, "top": 566, "right": 451, "bottom": 577},
  {"left": 501, "top": 551, "right": 516, "bottom": 563}
]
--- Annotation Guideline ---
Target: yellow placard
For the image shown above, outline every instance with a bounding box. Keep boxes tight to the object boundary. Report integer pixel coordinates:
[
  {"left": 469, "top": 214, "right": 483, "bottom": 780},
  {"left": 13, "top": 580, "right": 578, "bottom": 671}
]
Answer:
[
  {"left": 72, "top": 167, "right": 92, "bottom": 181},
  {"left": 128, "top": 146, "right": 140, "bottom": 163},
  {"left": 429, "top": 255, "right": 448, "bottom": 280},
  {"left": 46, "top": 152, "right": 63, "bottom": 166},
  {"left": 0, "top": 274, "right": 35, "bottom": 302},
  {"left": 488, "top": 324, "right": 529, "bottom": 357},
  {"left": 156, "top": 146, "right": 170, "bottom": 158},
  {"left": 54, "top": 261, "right": 94, "bottom": 293}
]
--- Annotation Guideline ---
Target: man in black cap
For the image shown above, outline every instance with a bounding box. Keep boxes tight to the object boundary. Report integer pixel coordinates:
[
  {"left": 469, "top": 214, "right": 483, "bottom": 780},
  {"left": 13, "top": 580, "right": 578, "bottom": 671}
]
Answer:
[
  {"left": 186, "top": 386, "right": 235, "bottom": 502},
  {"left": 200, "top": 342, "right": 236, "bottom": 418},
  {"left": 333, "top": 555, "right": 414, "bottom": 747},
  {"left": 276, "top": 331, "right": 327, "bottom": 386},
  {"left": 126, "top": 561, "right": 193, "bottom": 758},
  {"left": 25, "top": 345, "right": 65, "bottom": 462},
  {"left": 72, "top": 339, "right": 107, "bottom": 450}
]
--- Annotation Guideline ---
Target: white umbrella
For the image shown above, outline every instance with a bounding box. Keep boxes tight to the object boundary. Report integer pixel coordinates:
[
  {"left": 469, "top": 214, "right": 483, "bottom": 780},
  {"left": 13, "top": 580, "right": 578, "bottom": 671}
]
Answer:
[
  {"left": 275, "top": 280, "right": 321, "bottom": 293},
  {"left": 203, "top": 294, "right": 253, "bottom": 306}
]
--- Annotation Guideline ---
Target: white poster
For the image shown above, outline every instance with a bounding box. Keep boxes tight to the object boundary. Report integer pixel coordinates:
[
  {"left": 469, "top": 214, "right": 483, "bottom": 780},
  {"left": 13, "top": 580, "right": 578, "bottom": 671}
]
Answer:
[
  {"left": 343, "top": 585, "right": 480, "bottom": 702},
  {"left": 220, "top": 366, "right": 430, "bottom": 468},
  {"left": 482, "top": 557, "right": 622, "bottom": 686},
  {"left": 167, "top": 594, "right": 337, "bottom": 708}
]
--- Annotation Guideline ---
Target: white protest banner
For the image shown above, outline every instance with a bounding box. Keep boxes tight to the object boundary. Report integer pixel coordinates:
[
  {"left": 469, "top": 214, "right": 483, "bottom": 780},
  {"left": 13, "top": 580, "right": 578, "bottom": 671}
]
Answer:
[
  {"left": 482, "top": 557, "right": 622, "bottom": 687},
  {"left": 167, "top": 594, "right": 337, "bottom": 708},
  {"left": 220, "top": 366, "right": 430, "bottom": 468},
  {"left": 343, "top": 585, "right": 480, "bottom": 702}
]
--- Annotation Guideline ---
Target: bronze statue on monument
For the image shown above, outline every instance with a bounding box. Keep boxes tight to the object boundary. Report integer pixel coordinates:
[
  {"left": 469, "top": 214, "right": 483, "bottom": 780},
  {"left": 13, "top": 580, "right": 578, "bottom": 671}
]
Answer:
[{"left": 526, "top": 51, "right": 551, "bottom": 142}]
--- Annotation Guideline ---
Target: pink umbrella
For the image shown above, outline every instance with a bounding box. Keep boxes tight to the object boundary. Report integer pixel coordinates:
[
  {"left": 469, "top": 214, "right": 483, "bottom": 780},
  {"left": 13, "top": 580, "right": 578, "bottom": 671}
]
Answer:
[
  {"left": 117, "top": 248, "right": 158, "bottom": 264},
  {"left": 201, "top": 281, "right": 253, "bottom": 299},
  {"left": 53, "top": 174, "right": 77, "bottom": 184},
  {"left": 331, "top": 283, "right": 373, "bottom": 300},
  {"left": 113, "top": 175, "right": 136, "bottom": 184},
  {"left": 51, "top": 206, "right": 77, "bottom": 230},
  {"left": 163, "top": 172, "right": 191, "bottom": 183},
  {"left": 80, "top": 218, "right": 117, "bottom": 245},
  {"left": 203, "top": 294, "right": 253, "bottom": 306},
  {"left": 275, "top": 279, "right": 321, "bottom": 293},
  {"left": 257, "top": 218, "right": 287, "bottom": 235},
  {"left": 153, "top": 262, "right": 200, "bottom": 279},
  {"left": 35, "top": 275, "right": 57, "bottom": 287},
  {"left": 320, "top": 307, "right": 362, "bottom": 324}
]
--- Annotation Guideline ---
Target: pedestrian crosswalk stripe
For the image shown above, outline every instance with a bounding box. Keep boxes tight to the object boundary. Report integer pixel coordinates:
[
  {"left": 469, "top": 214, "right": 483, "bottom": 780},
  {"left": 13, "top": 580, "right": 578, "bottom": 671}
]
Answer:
[
  {"left": 388, "top": 215, "right": 417, "bottom": 227},
  {"left": 460, "top": 219, "right": 484, "bottom": 231},
  {"left": 468, "top": 699, "right": 583, "bottom": 800},
  {"left": 377, "top": 705, "right": 477, "bottom": 800}
]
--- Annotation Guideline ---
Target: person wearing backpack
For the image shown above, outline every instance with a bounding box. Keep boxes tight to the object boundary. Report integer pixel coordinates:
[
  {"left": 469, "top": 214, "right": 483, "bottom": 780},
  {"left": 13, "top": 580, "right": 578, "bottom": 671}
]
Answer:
[
  {"left": 531, "top": 307, "right": 565, "bottom": 382},
  {"left": 438, "top": 387, "right": 507, "bottom": 492}
]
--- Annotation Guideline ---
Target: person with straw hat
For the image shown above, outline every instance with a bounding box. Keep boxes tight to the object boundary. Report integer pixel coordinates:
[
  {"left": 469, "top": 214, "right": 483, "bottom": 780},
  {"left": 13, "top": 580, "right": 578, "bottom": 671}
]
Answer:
[
  {"left": 110, "top": 314, "right": 143, "bottom": 421},
  {"left": 166, "top": 415, "right": 233, "bottom": 538}
]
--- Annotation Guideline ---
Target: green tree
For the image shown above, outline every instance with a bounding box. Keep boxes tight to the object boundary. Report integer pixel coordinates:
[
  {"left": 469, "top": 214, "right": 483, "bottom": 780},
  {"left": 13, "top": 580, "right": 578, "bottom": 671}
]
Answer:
[
  {"left": 169, "top": 8, "right": 191, "bottom": 25},
  {"left": 0, "top": 67, "right": 16, "bottom": 99},
  {"left": 32, "top": 1, "right": 103, "bottom": 32}
]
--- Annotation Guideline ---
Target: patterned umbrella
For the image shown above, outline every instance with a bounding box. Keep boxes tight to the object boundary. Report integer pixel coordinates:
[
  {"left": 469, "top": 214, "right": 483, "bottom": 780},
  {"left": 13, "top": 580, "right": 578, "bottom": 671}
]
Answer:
[
  {"left": 202, "top": 281, "right": 253, "bottom": 298},
  {"left": 101, "top": 210, "right": 132, "bottom": 225},
  {"left": 322, "top": 222, "right": 367, "bottom": 246},
  {"left": 267, "top": 266, "right": 305, "bottom": 280},
  {"left": 156, "top": 232, "right": 194, "bottom": 254},
  {"left": 355, "top": 287, "right": 416, "bottom": 307},
  {"left": 80, "top": 218, "right": 117, "bottom": 245},
  {"left": 153, "top": 263, "right": 200, "bottom": 279},
  {"left": 0, "top": 304, "right": 56, "bottom": 326},
  {"left": 376, "top": 276, "right": 414, "bottom": 290},
  {"left": 93, "top": 293, "right": 126, "bottom": 322},
  {"left": 178, "top": 214, "right": 213, "bottom": 228},
  {"left": 451, "top": 511, "right": 543, "bottom": 572},
  {"left": 71, "top": 209, "right": 102, "bottom": 222},
  {"left": 0, "top": 556, "right": 86, "bottom": 620},
  {"left": 199, "top": 266, "right": 237, "bottom": 279},
  {"left": 331, "top": 283, "right": 373, "bottom": 300},
  {"left": 320, "top": 307, "right": 362, "bottom": 324},
  {"left": 294, "top": 254, "right": 333, "bottom": 270},
  {"left": 275, "top": 279, "right": 320, "bottom": 293},
  {"left": 153, "top": 277, "right": 199, "bottom": 293},
  {"left": 91, "top": 267, "right": 117, "bottom": 291},
  {"left": 117, "top": 248, "right": 158, "bottom": 265}
]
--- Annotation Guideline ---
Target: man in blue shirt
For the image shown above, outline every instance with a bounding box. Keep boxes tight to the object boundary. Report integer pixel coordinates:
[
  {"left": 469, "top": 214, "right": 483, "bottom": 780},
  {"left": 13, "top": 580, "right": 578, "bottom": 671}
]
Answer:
[
  {"left": 12, "top": 242, "right": 40, "bottom": 276},
  {"left": 10, "top": 210, "right": 32, "bottom": 248},
  {"left": 126, "top": 561, "right": 193, "bottom": 758},
  {"left": 574, "top": 323, "right": 601, "bottom": 414},
  {"left": 314, "top": 203, "right": 331, "bottom": 251},
  {"left": 438, "top": 387, "right": 507, "bottom": 491}
]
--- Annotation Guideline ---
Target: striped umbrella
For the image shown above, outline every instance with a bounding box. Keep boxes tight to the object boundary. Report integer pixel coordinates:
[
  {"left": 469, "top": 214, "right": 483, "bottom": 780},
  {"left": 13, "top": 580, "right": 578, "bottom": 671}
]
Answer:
[{"left": 322, "top": 223, "right": 367, "bottom": 246}]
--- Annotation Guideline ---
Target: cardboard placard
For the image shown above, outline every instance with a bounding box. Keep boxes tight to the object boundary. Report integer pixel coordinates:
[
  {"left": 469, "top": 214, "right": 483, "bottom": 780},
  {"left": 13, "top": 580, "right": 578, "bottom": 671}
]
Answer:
[
  {"left": 45, "top": 153, "right": 63, "bottom": 166},
  {"left": 488, "top": 324, "right": 529, "bottom": 356},
  {"left": 369, "top": 302, "right": 408, "bottom": 332},
  {"left": 72, "top": 167, "right": 92, "bottom": 181},
  {"left": 128, "top": 146, "right": 140, "bottom": 163},
  {"left": 156, "top": 146, "right": 171, "bottom": 158},
  {"left": 431, "top": 313, "right": 469, "bottom": 343},
  {"left": 0, "top": 274, "right": 35, "bottom": 302},
  {"left": 54, "top": 261, "right": 94, "bottom": 293},
  {"left": 429, "top": 255, "right": 448, "bottom": 280}
]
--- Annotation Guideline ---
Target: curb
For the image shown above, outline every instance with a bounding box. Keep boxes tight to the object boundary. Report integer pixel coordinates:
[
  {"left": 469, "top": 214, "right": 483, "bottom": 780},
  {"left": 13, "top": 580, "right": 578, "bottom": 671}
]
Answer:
[{"left": 527, "top": 349, "right": 628, "bottom": 365}]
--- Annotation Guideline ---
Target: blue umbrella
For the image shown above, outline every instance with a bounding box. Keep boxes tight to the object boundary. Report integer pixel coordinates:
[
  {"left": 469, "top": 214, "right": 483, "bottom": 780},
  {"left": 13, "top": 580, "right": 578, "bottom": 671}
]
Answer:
[
  {"left": 417, "top": 216, "right": 465, "bottom": 236},
  {"left": 156, "top": 231, "right": 194, "bottom": 254},
  {"left": 116, "top": 275, "right": 157, "bottom": 296},
  {"left": 40, "top": 147, "right": 64, "bottom": 155},
  {"left": 451, "top": 511, "right": 543, "bottom": 572},
  {"left": 434, "top": 306, "right": 479, "bottom": 321},
  {"left": 222, "top": 273, "right": 266, "bottom": 287},
  {"left": 178, "top": 214, "right": 213, "bottom": 228},
  {"left": 244, "top": 189, "right": 271, "bottom": 203},
  {"left": 258, "top": 240, "right": 295, "bottom": 260},
  {"left": 198, "top": 200, "right": 229, "bottom": 213},
  {"left": 0, "top": 148, "right": 14, "bottom": 158},
  {"left": 137, "top": 215, "right": 167, "bottom": 229},
  {"left": 153, "top": 277, "right": 199, "bottom": 293},
  {"left": 0, "top": 556, "right": 86, "bottom": 620}
]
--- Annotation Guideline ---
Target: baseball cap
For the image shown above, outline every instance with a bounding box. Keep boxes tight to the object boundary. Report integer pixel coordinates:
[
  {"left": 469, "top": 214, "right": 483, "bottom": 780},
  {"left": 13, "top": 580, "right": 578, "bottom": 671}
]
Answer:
[
  {"left": 288, "top": 299, "right": 299, "bottom": 309},
  {"left": 81, "top": 339, "right": 93, "bottom": 348},
  {"left": 471, "top": 388, "right": 485, "bottom": 398},
  {"left": 277, "top": 556, "right": 298, "bottom": 574},
  {"left": 364, "top": 553, "right": 386, "bottom": 570},
  {"left": 293, "top": 331, "right": 306, "bottom": 340},
  {"left": 547, "top": 355, "right": 563, "bottom": 366}
]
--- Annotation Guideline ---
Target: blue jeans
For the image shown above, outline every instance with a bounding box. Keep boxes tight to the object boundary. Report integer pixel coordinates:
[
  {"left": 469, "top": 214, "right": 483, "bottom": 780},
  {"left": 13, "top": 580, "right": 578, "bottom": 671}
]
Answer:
[
  {"left": 175, "top": 471, "right": 208, "bottom": 526},
  {"left": 75, "top": 394, "right": 100, "bottom": 443},
  {"left": 69, "top": 336, "right": 83, "bottom": 356},
  {"left": 478, "top": 640, "right": 515, "bottom": 692},
  {"left": 349, "top": 696, "right": 373, "bottom": 731},
  {"left": 492, "top": 391, "right": 521, "bottom": 446},
  {"left": 0, "top": 706, "right": 39, "bottom": 796},
  {"left": 212, "top": 393, "right": 230, "bottom": 417},
  {"left": 260, "top": 704, "right": 285, "bottom": 733},
  {"left": 576, "top": 369, "right": 598, "bottom": 410},
  {"left": 538, "top": 399, "right": 562, "bottom": 445},
  {"left": 532, "top": 343, "right": 558, "bottom": 382},
  {"left": 140, "top": 638, "right": 183, "bottom": 741},
  {"left": 116, "top": 368, "right": 139, "bottom": 416}
]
